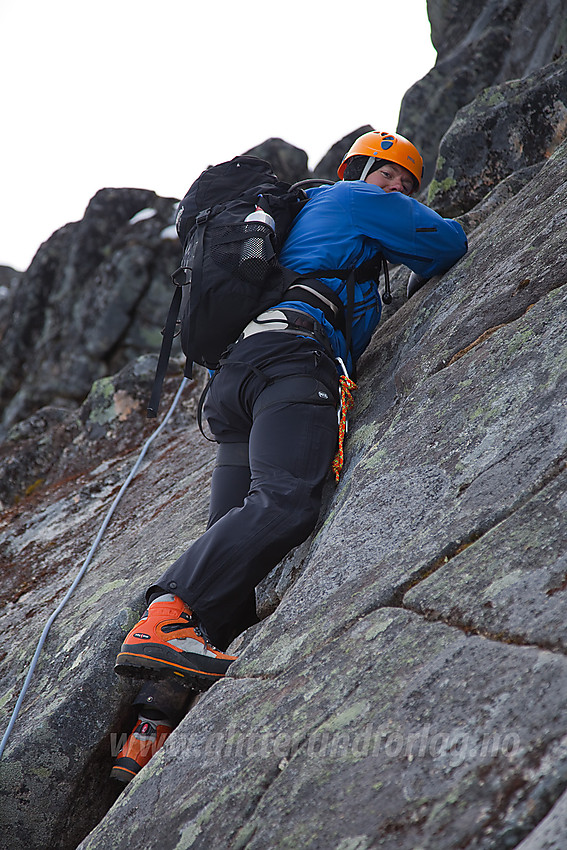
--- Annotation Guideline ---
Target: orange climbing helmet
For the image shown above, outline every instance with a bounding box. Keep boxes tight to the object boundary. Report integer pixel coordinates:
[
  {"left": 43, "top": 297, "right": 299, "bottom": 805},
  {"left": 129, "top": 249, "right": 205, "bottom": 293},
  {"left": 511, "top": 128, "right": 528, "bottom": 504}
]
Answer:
[{"left": 337, "top": 130, "right": 424, "bottom": 189}]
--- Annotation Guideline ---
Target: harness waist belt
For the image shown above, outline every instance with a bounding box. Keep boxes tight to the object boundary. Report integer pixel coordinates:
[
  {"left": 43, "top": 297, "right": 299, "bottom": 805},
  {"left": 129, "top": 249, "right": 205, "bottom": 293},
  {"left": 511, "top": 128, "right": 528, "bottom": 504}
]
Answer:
[
  {"left": 284, "top": 278, "right": 345, "bottom": 333},
  {"left": 239, "top": 308, "right": 332, "bottom": 354}
]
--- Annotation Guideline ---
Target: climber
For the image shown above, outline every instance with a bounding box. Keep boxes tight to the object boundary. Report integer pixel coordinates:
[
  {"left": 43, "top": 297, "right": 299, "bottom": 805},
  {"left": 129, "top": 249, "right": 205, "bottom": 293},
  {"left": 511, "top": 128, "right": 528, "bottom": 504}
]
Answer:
[{"left": 110, "top": 130, "right": 467, "bottom": 781}]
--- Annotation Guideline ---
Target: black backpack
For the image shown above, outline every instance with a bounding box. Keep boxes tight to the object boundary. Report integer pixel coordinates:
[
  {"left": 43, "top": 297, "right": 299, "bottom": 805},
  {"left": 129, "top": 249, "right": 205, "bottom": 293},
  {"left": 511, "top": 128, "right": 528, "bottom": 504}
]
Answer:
[{"left": 147, "top": 155, "right": 389, "bottom": 416}]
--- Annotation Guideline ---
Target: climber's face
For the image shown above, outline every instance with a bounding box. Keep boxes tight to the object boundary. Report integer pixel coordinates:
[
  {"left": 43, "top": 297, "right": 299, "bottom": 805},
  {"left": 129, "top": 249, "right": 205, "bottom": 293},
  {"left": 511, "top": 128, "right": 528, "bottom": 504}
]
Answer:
[{"left": 365, "top": 162, "right": 415, "bottom": 195}]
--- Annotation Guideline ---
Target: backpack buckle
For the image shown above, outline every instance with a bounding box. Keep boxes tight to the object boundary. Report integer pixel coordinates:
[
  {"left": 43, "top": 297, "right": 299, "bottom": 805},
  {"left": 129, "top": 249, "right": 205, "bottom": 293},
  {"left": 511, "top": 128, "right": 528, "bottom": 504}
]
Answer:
[
  {"left": 171, "top": 266, "right": 191, "bottom": 286},
  {"left": 196, "top": 208, "right": 211, "bottom": 225}
]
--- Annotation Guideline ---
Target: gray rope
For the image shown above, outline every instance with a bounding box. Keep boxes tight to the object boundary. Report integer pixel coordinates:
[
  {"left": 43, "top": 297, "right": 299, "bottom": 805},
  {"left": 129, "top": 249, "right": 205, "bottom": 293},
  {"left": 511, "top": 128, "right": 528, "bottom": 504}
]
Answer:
[{"left": 0, "top": 376, "right": 189, "bottom": 759}]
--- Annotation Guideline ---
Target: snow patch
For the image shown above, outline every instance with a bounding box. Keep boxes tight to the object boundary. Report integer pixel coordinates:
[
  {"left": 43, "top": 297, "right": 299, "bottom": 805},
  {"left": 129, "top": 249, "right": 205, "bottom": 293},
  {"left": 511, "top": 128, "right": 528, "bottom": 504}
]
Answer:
[
  {"left": 160, "top": 225, "right": 178, "bottom": 240},
  {"left": 129, "top": 208, "right": 157, "bottom": 224}
]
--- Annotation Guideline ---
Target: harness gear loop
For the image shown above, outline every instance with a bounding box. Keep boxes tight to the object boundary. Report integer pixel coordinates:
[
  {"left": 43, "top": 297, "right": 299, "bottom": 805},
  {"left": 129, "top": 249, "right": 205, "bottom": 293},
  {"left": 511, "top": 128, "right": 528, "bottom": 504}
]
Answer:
[{"left": 332, "top": 372, "right": 357, "bottom": 482}]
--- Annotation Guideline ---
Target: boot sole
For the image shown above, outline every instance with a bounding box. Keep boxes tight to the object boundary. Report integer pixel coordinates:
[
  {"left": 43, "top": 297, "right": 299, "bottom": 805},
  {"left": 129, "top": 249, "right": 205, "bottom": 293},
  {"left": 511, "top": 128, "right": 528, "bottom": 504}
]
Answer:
[
  {"left": 114, "top": 644, "right": 232, "bottom": 691},
  {"left": 110, "top": 758, "right": 140, "bottom": 784}
]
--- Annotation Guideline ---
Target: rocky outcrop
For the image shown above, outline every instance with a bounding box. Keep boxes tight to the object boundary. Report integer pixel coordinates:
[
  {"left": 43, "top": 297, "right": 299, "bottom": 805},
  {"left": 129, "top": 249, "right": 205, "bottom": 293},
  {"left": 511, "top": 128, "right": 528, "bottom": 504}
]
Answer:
[
  {"left": 0, "top": 265, "right": 22, "bottom": 338},
  {"left": 428, "top": 55, "right": 567, "bottom": 216},
  {"left": 398, "top": 0, "right": 567, "bottom": 185},
  {"left": 0, "top": 188, "right": 180, "bottom": 434},
  {"left": 244, "top": 138, "right": 310, "bottom": 184},
  {"left": 0, "top": 264, "right": 21, "bottom": 294}
]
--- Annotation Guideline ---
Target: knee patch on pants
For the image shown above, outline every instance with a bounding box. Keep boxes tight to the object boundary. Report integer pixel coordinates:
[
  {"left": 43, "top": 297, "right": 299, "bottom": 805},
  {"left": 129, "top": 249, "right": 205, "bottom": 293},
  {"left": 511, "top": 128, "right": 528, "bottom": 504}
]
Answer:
[{"left": 215, "top": 442, "right": 250, "bottom": 467}]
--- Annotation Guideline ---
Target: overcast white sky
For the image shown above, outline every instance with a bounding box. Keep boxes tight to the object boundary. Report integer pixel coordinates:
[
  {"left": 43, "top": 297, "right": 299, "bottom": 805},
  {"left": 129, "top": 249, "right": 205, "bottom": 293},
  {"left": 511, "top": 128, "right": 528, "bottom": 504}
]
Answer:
[{"left": 0, "top": 0, "right": 436, "bottom": 271}]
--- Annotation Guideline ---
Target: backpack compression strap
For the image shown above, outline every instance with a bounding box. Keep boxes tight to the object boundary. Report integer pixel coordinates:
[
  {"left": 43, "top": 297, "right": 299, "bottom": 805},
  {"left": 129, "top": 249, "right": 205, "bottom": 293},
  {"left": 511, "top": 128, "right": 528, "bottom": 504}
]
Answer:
[
  {"left": 147, "top": 210, "right": 211, "bottom": 417},
  {"left": 147, "top": 284, "right": 184, "bottom": 417}
]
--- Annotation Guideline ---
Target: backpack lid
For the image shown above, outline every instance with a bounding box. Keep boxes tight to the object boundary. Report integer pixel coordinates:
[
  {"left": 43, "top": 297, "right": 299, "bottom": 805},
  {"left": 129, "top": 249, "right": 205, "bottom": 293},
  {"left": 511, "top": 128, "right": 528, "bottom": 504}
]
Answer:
[{"left": 176, "top": 156, "right": 282, "bottom": 246}]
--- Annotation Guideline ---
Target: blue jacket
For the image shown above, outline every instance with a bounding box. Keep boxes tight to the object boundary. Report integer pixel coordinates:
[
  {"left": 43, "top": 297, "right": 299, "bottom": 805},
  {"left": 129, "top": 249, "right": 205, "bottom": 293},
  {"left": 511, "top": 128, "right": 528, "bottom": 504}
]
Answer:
[{"left": 277, "top": 180, "right": 467, "bottom": 371}]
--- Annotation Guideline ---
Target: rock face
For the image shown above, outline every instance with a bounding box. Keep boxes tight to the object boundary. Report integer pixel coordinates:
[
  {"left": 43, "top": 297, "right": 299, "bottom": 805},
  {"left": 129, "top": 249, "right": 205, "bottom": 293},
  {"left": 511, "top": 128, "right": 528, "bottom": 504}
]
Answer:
[
  {"left": 0, "top": 265, "right": 22, "bottom": 340},
  {"left": 0, "top": 188, "right": 181, "bottom": 435},
  {"left": 398, "top": 0, "right": 567, "bottom": 185},
  {"left": 1, "top": 8, "right": 567, "bottom": 850},
  {"left": 428, "top": 55, "right": 567, "bottom": 216},
  {"left": 244, "top": 138, "right": 310, "bottom": 184}
]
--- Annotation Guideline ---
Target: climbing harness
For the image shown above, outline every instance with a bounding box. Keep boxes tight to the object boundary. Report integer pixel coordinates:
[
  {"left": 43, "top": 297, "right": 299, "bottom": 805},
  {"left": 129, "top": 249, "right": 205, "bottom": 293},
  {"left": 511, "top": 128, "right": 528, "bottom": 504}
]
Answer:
[
  {"left": 0, "top": 377, "right": 190, "bottom": 759},
  {"left": 332, "top": 358, "right": 357, "bottom": 482}
]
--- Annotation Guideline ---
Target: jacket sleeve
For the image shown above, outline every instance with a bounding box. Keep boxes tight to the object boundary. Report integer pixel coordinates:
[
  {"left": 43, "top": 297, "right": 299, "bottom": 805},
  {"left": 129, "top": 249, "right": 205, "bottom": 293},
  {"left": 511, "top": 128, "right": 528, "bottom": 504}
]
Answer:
[{"left": 350, "top": 186, "right": 468, "bottom": 279}]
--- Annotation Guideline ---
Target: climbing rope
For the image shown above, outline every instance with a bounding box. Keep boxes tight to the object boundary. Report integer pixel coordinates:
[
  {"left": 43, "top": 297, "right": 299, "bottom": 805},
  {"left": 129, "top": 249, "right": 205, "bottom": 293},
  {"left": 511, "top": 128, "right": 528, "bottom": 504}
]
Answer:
[
  {"left": 0, "top": 376, "right": 190, "bottom": 759},
  {"left": 332, "top": 372, "right": 357, "bottom": 482}
]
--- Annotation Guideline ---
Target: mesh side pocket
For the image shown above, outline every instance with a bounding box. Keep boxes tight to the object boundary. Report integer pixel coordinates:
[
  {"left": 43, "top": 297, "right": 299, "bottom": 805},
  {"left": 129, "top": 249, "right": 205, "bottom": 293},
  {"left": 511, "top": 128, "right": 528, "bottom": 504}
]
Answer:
[
  {"left": 211, "top": 222, "right": 276, "bottom": 283},
  {"left": 177, "top": 230, "right": 198, "bottom": 282}
]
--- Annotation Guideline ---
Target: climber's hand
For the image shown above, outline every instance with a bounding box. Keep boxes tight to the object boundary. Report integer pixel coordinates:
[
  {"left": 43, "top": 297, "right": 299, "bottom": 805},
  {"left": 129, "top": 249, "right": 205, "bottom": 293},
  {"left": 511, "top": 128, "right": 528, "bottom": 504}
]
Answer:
[{"left": 407, "top": 272, "right": 430, "bottom": 299}]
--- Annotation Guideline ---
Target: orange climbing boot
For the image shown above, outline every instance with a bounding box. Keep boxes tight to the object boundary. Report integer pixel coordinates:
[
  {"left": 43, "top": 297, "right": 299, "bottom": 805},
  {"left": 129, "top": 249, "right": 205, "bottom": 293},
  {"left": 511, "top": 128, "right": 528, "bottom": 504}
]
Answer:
[
  {"left": 114, "top": 594, "right": 236, "bottom": 690},
  {"left": 110, "top": 714, "right": 173, "bottom": 784}
]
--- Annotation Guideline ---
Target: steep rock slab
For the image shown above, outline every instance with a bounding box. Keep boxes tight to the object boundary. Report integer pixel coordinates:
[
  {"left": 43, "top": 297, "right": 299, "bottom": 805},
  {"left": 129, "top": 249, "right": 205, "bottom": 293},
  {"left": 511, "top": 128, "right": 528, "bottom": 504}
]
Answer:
[
  {"left": 514, "top": 788, "right": 567, "bottom": 849},
  {"left": 247, "top": 139, "right": 567, "bottom": 654},
  {"left": 404, "top": 468, "right": 567, "bottom": 651},
  {"left": 75, "top": 113, "right": 567, "bottom": 849},
  {"left": 78, "top": 610, "right": 567, "bottom": 850},
  {"left": 232, "top": 282, "right": 566, "bottom": 683},
  {"left": 365, "top": 134, "right": 567, "bottom": 413}
]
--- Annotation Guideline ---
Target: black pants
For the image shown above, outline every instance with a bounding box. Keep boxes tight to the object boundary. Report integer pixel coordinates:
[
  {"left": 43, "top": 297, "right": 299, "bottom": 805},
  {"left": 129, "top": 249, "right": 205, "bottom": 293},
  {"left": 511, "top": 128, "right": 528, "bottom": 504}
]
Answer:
[{"left": 148, "top": 332, "right": 340, "bottom": 649}]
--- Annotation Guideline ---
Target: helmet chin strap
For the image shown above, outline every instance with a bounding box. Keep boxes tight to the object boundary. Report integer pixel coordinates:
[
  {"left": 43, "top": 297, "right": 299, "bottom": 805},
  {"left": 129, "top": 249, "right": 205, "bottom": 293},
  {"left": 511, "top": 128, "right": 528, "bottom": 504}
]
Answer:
[{"left": 359, "top": 156, "right": 376, "bottom": 182}]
